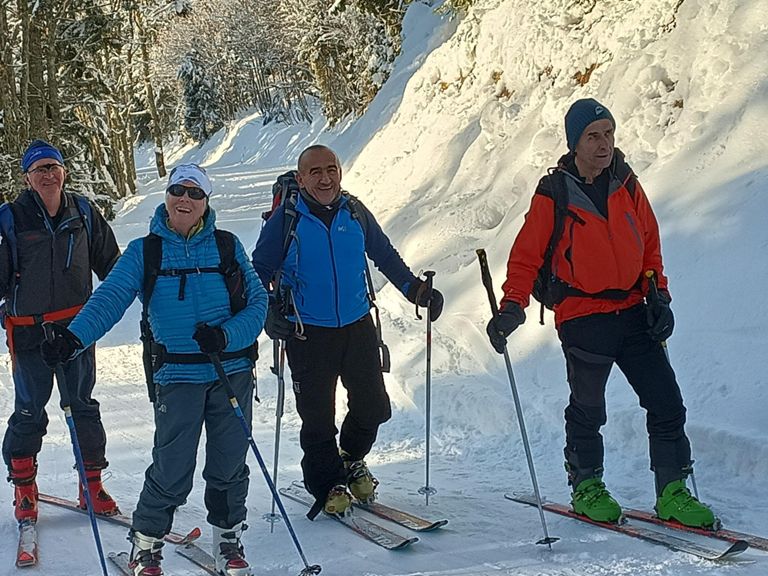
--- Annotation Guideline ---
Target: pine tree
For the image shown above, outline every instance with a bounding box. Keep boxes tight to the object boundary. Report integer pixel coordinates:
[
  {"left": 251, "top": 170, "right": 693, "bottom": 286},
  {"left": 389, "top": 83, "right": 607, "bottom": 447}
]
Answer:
[{"left": 178, "top": 49, "right": 223, "bottom": 144}]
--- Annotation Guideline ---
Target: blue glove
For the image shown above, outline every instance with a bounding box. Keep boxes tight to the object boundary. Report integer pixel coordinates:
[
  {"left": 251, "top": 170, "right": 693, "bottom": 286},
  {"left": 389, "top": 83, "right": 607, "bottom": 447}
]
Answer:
[
  {"left": 485, "top": 302, "right": 525, "bottom": 354},
  {"left": 193, "top": 324, "right": 227, "bottom": 355}
]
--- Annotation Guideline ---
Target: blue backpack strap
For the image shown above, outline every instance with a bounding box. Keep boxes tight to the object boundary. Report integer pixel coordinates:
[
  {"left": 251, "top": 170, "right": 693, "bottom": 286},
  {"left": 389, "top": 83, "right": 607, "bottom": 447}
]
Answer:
[
  {"left": 0, "top": 203, "right": 18, "bottom": 273},
  {"left": 72, "top": 194, "right": 93, "bottom": 239}
]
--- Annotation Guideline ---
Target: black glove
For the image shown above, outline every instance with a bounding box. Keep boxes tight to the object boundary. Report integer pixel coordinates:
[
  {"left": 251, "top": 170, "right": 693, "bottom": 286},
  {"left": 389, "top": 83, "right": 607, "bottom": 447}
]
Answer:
[
  {"left": 485, "top": 302, "right": 526, "bottom": 354},
  {"left": 265, "top": 302, "right": 295, "bottom": 341},
  {"left": 40, "top": 324, "right": 83, "bottom": 368},
  {"left": 647, "top": 290, "right": 674, "bottom": 342},
  {"left": 193, "top": 324, "right": 227, "bottom": 355},
  {"left": 406, "top": 280, "right": 444, "bottom": 322}
]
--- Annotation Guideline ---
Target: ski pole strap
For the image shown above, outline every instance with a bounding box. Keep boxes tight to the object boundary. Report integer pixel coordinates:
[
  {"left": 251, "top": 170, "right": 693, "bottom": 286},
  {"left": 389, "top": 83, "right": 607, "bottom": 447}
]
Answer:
[
  {"left": 5, "top": 304, "right": 84, "bottom": 357},
  {"left": 371, "top": 303, "right": 390, "bottom": 373}
]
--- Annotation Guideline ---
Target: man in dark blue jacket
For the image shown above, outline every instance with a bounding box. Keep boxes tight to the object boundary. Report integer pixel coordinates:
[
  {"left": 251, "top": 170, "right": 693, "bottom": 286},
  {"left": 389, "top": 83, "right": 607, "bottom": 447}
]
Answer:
[{"left": 252, "top": 145, "right": 443, "bottom": 517}]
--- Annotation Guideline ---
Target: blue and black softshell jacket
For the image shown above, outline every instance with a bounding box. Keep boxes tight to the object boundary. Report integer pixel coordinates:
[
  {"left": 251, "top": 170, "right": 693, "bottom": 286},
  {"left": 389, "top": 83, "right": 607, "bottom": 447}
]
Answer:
[{"left": 251, "top": 193, "right": 417, "bottom": 328}]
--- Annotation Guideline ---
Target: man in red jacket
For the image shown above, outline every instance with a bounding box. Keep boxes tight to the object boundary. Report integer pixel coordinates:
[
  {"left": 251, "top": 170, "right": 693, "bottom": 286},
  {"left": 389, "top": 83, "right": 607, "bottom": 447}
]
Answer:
[{"left": 486, "top": 99, "right": 714, "bottom": 528}]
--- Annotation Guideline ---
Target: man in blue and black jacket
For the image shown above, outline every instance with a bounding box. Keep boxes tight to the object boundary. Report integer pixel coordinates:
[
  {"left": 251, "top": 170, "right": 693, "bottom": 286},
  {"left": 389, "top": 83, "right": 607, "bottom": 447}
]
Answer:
[
  {"left": 1, "top": 140, "right": 121, "bottom": 525},
  {"left": 252, "top": 145, "right": 444, "bottom": 518}
]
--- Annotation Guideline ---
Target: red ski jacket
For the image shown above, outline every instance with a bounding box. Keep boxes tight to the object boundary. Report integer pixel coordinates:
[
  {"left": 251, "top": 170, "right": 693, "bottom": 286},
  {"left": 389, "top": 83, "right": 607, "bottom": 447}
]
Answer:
[{"left": 500, "top": 150, "right": 669, "bottom": 326}]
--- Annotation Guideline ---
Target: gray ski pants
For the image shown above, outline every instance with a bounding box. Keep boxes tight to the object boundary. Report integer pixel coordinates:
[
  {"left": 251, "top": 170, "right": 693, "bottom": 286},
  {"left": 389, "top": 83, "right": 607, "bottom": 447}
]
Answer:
[{"left": 132, "top": 371, "right": 254, "bottom": 537}]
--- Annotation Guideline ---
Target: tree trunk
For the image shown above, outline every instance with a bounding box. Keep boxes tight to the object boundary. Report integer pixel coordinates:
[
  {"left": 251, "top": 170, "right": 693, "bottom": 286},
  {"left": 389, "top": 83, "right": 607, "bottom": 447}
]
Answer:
[
  {"left": 44, "top": 4, "right": 61, "bottom": 134},
  {"left": 26, "top": 5, "right": 48, "bottom": 138},
  {"left": 134, "top": 10, "right": 166, "bottom": 178}
]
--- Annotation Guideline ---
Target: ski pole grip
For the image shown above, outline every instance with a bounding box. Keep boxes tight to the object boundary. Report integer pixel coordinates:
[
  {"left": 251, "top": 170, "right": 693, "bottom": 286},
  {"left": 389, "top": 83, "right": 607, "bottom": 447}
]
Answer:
[
  {"left": 424, "top": 270, "right": 436, "bottom": 291},
  {"left": 645, "top": 269, "right": 660, "bottom": 304},
  {"left": 476, "top": 249, "right": 500, "bottom": 317},
  {"left": 414, "top": 270, "right": 436, "bottom": 320}
]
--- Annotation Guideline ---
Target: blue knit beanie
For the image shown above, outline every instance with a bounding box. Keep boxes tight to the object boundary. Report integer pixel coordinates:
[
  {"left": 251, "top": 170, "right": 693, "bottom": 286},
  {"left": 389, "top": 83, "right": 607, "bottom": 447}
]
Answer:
[
  {"left": 21, "top": 140, "right": 65, "bottom": 173},
  {"left": 564, "top": 98, "right": 615, "bottom": 151}
]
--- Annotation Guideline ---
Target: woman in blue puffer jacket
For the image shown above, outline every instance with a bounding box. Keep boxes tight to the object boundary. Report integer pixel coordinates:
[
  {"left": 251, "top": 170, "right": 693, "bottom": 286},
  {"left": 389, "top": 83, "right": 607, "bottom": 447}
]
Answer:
[{"left": 41, "top": 164, "right": 266, "bottom": 576}]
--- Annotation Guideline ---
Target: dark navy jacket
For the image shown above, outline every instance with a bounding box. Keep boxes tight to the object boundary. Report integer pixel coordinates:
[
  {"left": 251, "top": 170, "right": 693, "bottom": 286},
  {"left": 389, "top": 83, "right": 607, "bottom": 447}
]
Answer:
[{"left": 252, "top": 193, "right": 417, "bottom": 328}]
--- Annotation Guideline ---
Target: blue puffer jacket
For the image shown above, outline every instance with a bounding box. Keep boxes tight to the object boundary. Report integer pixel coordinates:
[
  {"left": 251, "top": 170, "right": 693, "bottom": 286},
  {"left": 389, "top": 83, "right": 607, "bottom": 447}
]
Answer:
[
  {"left": 252, "top": 193, "right": 417, "bottom": 328},
  {"left": 69, "top": 204, "right": 267, "bottom": 384}
]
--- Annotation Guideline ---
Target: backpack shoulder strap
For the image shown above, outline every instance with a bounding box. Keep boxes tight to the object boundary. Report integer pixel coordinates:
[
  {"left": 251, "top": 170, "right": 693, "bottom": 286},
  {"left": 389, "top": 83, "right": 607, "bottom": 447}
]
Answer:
[
  {"left": 142, "top": 233, "right": 163, "bottom": 313},
  {"left": 214, "top": 228, "right": 248, "bottom": 314},
  {"left": 344, "top": 193, "right": 368, "bottom": 237},
  {"left": 280, "top": 188, "right": 300, "bottom": 260},
  {"left": 72, "top": 194, "right": 94, "bottom": 239},
  {"left": 213, "top": 229, "right": 236, "bottom": 269},
  {"left": 534, "top": 170, "right": 570, "bottom": 324},
  {"left": 0, "top": 203, "right": 18, "bottom": 272}
]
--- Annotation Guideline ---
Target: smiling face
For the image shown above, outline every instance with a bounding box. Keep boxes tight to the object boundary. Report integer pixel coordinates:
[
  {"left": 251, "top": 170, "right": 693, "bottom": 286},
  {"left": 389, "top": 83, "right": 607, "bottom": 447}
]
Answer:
[
  {"left": 296, "top": 146, "right": 342, "bottom": 206},
  {"left": 165, "top": 180, "right": 207, "bottom": 237},
  {"left": 574, "top": 118, "right": 615, "bottom": 181},
  {"left": 25, "top": 158, "right": 66, "bottom": 214}
]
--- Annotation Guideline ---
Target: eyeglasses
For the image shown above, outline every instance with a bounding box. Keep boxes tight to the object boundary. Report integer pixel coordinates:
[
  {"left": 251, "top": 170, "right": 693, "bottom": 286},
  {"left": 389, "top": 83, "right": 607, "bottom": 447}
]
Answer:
[
  {"left": 167, "top": 184, "right": 207, "bottom": 200},
  {"left": 27, "top": 163, "right": 64, "bottom": 176}
]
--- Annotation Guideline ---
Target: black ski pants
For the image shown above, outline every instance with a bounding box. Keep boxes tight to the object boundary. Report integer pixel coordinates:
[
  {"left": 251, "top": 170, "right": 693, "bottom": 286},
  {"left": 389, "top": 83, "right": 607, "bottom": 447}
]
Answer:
[
  {"left": 132, "top": 371, "right": 253, "bottom": 538},
  {"left": 286, "top": 314, "right": 392, "bottom": 502},
  {"left": 557, "top": 304, "right": 691, "bottom": 489},
  {"left": 2, "top": 345, "right": 107, "bottom": 469}
]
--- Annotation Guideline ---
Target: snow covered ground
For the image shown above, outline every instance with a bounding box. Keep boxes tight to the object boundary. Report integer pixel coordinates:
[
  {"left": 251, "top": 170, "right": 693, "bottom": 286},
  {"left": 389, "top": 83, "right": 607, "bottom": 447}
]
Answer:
[{"left": 1, "top": 0, "right": 767, "bottom": 574}]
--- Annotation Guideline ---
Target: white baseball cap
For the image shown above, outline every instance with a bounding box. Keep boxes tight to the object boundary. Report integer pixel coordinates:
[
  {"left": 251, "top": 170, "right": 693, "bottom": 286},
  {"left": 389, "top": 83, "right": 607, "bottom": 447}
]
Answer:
[{"left": 167, "top": 163, "right": 213, "bottom": 196}]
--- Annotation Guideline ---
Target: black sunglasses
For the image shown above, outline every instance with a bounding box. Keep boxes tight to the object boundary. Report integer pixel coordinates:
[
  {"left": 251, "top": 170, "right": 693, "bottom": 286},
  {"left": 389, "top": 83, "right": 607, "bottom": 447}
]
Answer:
[{"left": 167, "top": 184, "right": 207, "bottom": 200}]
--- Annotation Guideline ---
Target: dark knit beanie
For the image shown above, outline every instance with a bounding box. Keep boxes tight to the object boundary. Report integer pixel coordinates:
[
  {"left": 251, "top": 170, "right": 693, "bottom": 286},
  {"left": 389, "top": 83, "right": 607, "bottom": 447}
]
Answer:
[
  {"left": 21, "top": 140, "right": 65, "bottom": 173},
  {"left": 564, "top": 98, "right": 615, "bottom": 151}
]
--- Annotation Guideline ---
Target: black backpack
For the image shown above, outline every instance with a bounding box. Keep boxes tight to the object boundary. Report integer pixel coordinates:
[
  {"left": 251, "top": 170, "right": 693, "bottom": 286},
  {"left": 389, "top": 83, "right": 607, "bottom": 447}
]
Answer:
[
  {"left": 530, "top": 170, "right": 579, "bottom": 323},
  {"left": 139, "top": 229, "right": 257, "bottom": 401},
  {"left": 531, "top": 169, "right": 637, "bottom": 325}
]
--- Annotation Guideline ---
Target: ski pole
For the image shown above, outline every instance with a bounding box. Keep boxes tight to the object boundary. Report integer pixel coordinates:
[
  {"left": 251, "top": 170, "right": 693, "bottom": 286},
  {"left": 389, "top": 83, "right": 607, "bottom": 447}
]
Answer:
[
  {"left": 475, "top": 250, "right": 558, "bottom": 549},
  {"left": 43, "top": 323, "right": 109, "bottom": 576},
  {"left": 645, "top": 270, "right": 701, "bottom": 500},
  {"left": 209, "top": 353, "right": 321, "bottom": 576},
  {"left": 416, "top": 271, "right": 438, "bottom": 505},
  {"left": 264, "top": 339, "right": 287, "bottom": 531}
]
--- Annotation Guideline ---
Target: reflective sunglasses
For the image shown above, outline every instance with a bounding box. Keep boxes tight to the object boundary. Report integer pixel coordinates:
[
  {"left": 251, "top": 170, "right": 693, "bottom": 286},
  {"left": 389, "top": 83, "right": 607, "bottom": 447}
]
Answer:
[
  {"left": 27, "top": 163, "right": 64, "bottom": 176},
  {"left": 167, "top": 184, "right": 207, "bottom": 200}
]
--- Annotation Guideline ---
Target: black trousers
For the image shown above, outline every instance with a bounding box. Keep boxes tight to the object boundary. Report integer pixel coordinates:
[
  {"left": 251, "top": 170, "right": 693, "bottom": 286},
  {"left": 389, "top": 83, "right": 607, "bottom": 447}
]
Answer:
[
  {"left": 286, "top": 314, "right": 391, "bottom": 501},
  {"left": 557, "top": 304, "right": 691, "bottom": 488}
]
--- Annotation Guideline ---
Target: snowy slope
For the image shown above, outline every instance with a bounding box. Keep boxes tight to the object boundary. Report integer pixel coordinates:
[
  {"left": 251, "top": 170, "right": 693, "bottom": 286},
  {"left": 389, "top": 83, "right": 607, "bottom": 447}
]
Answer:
[{"left": 1, "top": 0, "right": 767, "bottom": 574}]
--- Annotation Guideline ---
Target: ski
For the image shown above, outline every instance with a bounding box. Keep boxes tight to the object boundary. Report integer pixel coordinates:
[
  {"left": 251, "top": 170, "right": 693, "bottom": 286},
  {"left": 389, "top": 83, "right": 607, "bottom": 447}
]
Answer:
[
  {"left": 506, "top": 493, "right": 748, "bottom": 561},
  {"left": 353, "top": 498, "right": 448, "bottom": 532},
  {"left": 288, "top": 480, "right": 447, "bottom": 532},
  {"left": 623, "top": 507, "right": 768, "bottom": 552},
  {"left": 107, "top": 552, "right": 132, "bottom": 575},
  {"left": 17, "top": 520, "right": 38, "bottom": 567},
  {"left": 176, "top": 543, "right": 219, "bottom": 576},
  {"left": 279, "top": 483, "right": 419, "bottom": 550},
  {"left": 39, "top": 492, "right": 202, "bottom": 545}
]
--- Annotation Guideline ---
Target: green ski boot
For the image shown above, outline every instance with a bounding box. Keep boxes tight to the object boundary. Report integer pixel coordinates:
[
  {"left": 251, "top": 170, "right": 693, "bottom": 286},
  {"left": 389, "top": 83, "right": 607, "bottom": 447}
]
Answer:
[
  {"left": 655, "top": 480, "right": 716, "bottom": 528},
  {"left": 571, "top": 478, "right": 622, "bottom": 523}
]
